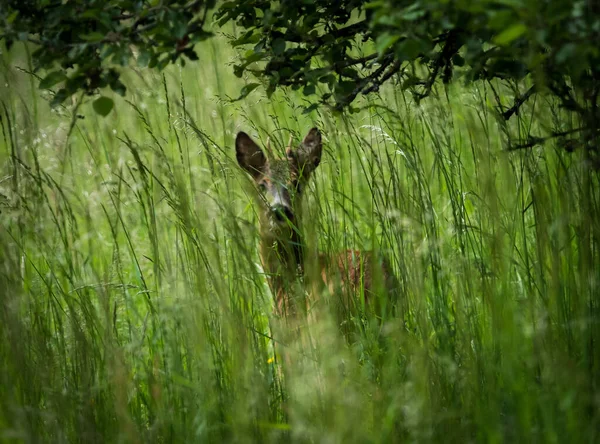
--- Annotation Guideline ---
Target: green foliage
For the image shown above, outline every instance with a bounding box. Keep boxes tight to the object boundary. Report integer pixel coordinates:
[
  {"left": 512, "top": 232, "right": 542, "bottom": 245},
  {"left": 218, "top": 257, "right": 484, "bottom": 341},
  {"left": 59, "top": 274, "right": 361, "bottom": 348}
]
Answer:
[
  {"left": 2, "top": 0, "right": 598, "bottom": 156},
  {"left": 217, "top": 0, "right": 599, "bottom": 155},
  {"left": 216, "top": 0, "right": 599, "bottom": 102},
  {"left": 0, "top": 0, "right": 214, "bottom": 110}
]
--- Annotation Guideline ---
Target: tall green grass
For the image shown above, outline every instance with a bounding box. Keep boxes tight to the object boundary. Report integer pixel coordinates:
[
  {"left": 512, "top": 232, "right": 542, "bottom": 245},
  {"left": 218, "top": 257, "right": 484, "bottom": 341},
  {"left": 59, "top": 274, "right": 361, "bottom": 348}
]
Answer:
[{"left": 1, "top": 33, "right": 599, "bottom": 443}]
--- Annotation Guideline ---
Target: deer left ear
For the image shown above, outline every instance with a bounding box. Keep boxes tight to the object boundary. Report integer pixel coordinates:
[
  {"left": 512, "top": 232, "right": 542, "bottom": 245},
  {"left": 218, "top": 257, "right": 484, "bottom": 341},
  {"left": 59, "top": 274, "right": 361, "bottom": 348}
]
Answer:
[
  {"left": 293, "top": 128, "right": 322, "bottom": 175},
  {"left": 236, "top": 132, "right": 267, "bottom": 179}
]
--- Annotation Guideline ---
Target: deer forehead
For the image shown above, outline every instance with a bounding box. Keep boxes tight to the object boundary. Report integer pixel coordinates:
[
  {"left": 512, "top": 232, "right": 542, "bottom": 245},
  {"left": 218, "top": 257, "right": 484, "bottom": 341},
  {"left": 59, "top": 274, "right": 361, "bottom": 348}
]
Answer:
[{"left": 264, "top": 159, "right": 296, "bottom": 184}]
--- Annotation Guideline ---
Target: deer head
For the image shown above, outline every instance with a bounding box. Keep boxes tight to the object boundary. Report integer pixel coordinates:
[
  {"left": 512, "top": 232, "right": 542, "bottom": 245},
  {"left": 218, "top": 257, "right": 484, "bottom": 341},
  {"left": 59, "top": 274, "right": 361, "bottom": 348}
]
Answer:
[{"left": 235, "top": 128, "right": 323, "bottom": 229}]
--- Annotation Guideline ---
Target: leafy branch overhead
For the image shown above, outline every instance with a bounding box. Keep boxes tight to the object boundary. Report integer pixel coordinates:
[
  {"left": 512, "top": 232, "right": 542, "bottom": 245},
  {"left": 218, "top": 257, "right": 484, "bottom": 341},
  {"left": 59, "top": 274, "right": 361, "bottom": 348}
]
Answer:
[
  {"left": 0, "top": 0, "right": 598, "bottom": 157},
  {"left": 216, "top": 0, "right": 599, "bottom": 159},
  {"left": 0, "top": 0, "right": 215, "bottom": 108},
  {"left": 216, "top": 1, "right": 598, "bottom": 113}
]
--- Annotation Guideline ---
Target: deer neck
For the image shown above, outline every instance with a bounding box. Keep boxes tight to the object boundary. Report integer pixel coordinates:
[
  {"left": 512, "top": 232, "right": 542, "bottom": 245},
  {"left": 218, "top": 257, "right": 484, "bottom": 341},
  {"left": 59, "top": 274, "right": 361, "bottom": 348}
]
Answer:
[
  {"left": 259, "top": 222, "right": 306, "bottom": 316},
  {"left": 259, "top": 222, "right": 305, "bottom": 278}
]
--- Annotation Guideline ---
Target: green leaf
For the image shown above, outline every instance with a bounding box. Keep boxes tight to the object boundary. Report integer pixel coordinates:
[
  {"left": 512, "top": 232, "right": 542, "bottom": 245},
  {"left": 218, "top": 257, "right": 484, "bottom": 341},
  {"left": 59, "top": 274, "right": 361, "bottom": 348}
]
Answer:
[
  {"left": 493, "top": 24, "right": 527, "bottom": 46},
  {"left": 173, "top": 21, "right": 187, "bottom": 39},
  {"left": 334, "top": 80, "right": 355, "bottom": 100},
  {"left": 137, "top": 49, "right": 152, "bottom": 67},
  {"left": 303, "top": 84, "right": 316, "bottom": 96},
  {"left": 80, "top": 9, "right": 102, "bottom": 19},
  {"left": 6, "top": 10, "right": 19, "bottom": 24},
  {"left": 39, "top": 71, "right": 66, "bottom": 89},
  {"left": 319, "top": 74, "right": 336, "bottom": 85},
  {"left": 232, "top": 31, "right": 260, "bottom": 47},
  {"left": 396, "top": 38, "right": 428, "bottom": 61},
  {"left": 93, "top": 96, "right": 114, "bottom": 117},
  {"left": 51, "top": 88, "right": 69, "bottom": 107},
  {"left": 244, "top": 50, "right": 266, "bottom": 63},
  {"left": 375, "top": 33, "right": 400, "bottom": 55},
  {"left": 364, "top": 1, "right": 385, "bottom": 8},
  {"left": 80, "top": 32, "right": 105, "bottom": 42},
  {"left": 401, "top": 4, "right": 426, "bottom": 21},
  {"left": 236, "top": 83, "right": 260, "bottom": 100},
  {"left": 302, "top": 103, "right": 320, "bottom": 114},
  {"left": 272, "top": 38, "right": 286, "bottom": 55}
]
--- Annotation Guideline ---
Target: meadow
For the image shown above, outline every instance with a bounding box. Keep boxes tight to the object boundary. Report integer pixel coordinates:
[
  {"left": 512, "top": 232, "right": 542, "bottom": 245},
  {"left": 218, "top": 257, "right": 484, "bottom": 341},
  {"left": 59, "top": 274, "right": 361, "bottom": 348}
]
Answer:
[{"left": 1, "top": 32, "right": 599, "bottom": 443}]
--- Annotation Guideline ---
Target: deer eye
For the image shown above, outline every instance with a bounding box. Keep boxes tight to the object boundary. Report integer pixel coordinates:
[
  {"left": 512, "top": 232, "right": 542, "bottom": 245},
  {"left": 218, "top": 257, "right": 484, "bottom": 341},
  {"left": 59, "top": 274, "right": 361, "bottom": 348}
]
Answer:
[{"left": 258, "top": 181, "right": 268, "bottom": 193}]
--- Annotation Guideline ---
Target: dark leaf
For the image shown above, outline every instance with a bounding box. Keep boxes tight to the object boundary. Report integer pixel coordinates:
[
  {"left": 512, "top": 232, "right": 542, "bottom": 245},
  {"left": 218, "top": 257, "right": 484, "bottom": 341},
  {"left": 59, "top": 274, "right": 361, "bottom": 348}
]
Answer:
[
  {"left": 272, "top": 38, "right": 286, "bottom": 55},
  {"left": 51, "top": 88, "right": 69, "bottom": 107},
  {"left": 303, "top": 84, "right": 316, "bottom": 96},
  {"left": 302, "top": 103, "right": 320, "bottom": 114},
  {"left": 135, "top": 48, "right": 150, "bottom": 67},
  {"left": 236, "top": 83, "right": 260, "bottom": 100},
  {"left": 232, "top": 30, "right": 260, "bottom": 47},
  {"left": 234, "top": 64, "right": 245, "bottom": 77},
  {"left": 39, "top": 71, "right": 66, "bottom": 89},
  {"left": 183, "top": 48, "right": 199, "bottom": 61},
  {"left": 452, "top": 54, "right": 465, "bottom": 67},
  {"left": 93, "top": 96, "right": 114, "bottom": 116}
]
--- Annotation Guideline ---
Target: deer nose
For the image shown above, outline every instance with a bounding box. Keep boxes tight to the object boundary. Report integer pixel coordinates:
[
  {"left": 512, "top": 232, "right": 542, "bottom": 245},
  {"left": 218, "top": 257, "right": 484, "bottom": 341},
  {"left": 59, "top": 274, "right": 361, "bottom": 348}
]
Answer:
[{"left": 272, "top": 205, "right": 293, "bottom": 222}]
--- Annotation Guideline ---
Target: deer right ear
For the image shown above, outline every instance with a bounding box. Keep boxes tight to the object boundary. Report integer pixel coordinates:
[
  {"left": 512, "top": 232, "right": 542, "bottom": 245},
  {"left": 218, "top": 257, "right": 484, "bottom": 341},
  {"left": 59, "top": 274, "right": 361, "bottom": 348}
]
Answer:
[
  {"left": 236, "top": 132, "right": 267, "bottom": 179},
  {"left": 292, "top": 127, "right": 322, "bottom": 176}
]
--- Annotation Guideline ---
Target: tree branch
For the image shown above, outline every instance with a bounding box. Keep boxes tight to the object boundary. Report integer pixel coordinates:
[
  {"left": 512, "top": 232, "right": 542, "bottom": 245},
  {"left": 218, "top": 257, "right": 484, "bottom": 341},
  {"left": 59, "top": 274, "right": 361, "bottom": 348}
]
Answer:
[
  {"left": 361, "top": 60, "right": 402, "bottom": 95},
  {"left": 332, "top": 56, "right": 400, "bottom": 110},
  {"left": 415, "top": 30, "right": 461, "bottom": 100},
  {"left": 502, "top": 84, "right": 536, "bottom": 120},
  {"left": 283, "top": 19, "right": 369, "bottom": 44},
  {"left": 506, "top": 127, "right": 585, "bottom": 151}
]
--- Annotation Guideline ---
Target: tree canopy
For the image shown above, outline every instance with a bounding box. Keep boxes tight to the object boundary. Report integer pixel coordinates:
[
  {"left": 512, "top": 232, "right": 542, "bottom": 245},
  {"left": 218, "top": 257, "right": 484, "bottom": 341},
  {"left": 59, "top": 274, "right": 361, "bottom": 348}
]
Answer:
[
  {"left": 218, "top": 1, "right": 599, "bottom": 110},
  {"left": 0, "top": 0, "right": 214, "bottom": 113},
  {"left": 1, "top": 0, "right": 598, "bottom": 154}
]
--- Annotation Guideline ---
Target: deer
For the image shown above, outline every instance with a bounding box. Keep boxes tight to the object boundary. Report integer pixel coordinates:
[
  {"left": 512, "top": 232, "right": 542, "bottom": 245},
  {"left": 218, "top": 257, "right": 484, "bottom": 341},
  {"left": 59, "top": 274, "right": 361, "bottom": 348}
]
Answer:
[{"left": 235, "top": 128, "right": 400, "bottom": 327}]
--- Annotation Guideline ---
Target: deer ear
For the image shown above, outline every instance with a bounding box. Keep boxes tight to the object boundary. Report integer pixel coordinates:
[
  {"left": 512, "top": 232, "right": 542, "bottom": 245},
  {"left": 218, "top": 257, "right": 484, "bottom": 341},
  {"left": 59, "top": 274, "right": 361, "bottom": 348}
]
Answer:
[
  {"left": 236, "top": 132, "right": 267, "bottom": 179},
  {"left": 293, "top": 128, "right": 322, "bottom": 175}
]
